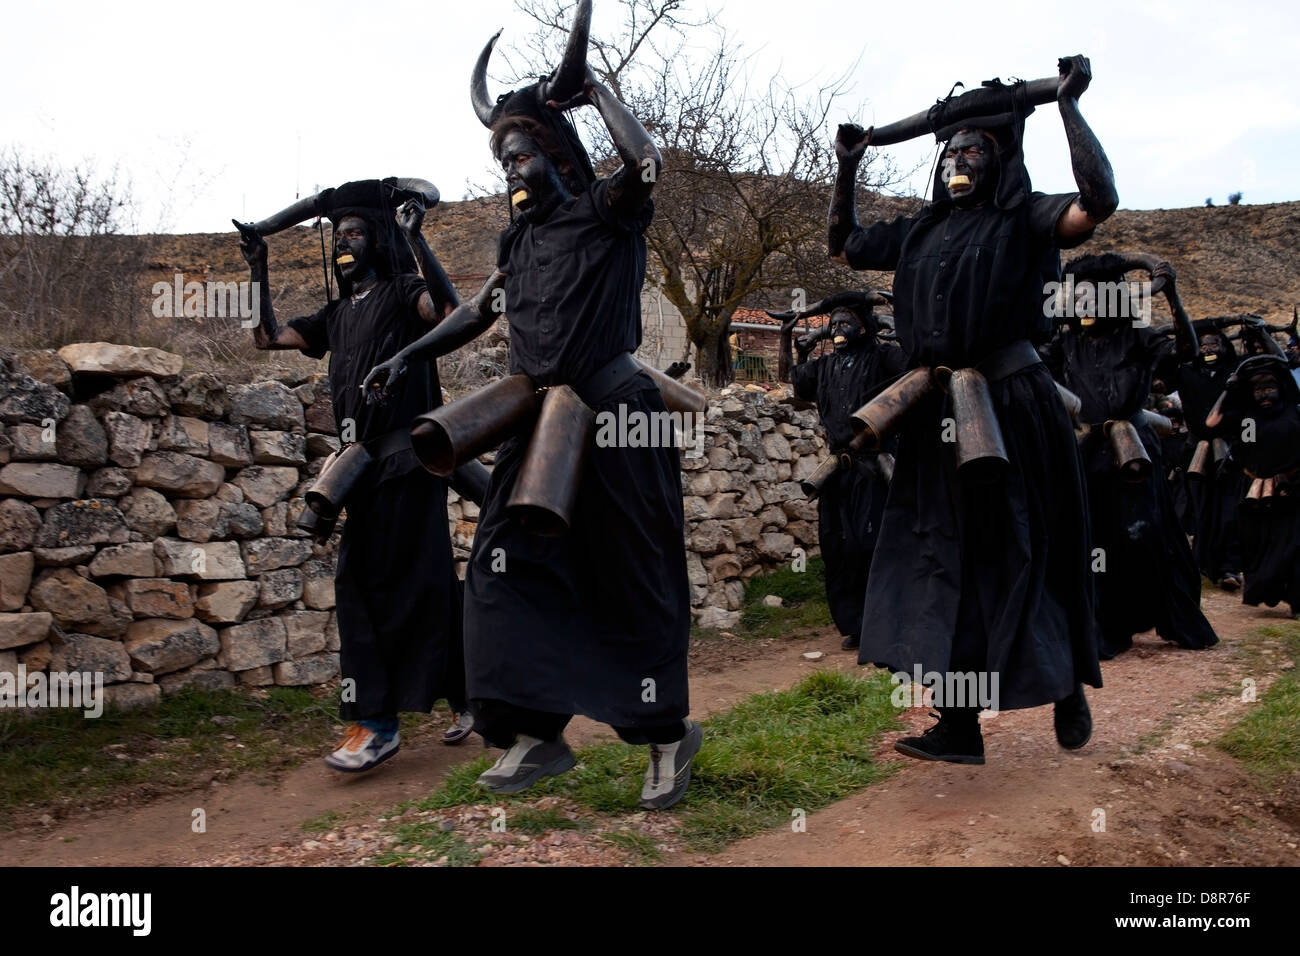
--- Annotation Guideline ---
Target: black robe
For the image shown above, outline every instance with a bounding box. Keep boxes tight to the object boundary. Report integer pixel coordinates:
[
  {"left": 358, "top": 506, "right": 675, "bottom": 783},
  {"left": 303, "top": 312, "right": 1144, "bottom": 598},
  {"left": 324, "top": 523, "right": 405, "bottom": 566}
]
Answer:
[
  {"left": 289, "top": 275, "right": 462, "bottom": 718},
  {"left": 1227, "top": 401, "right": 1300, "bottom": 615},
  {"left": 1167, "top": 344, "right": 1244, "bottom": 580},
  {"left": 1043, "top": 323, "right": 1217, "bottom": 657},
  {"left": 843, "top": 121, "right": 1102, "bottom": 710},
  {"left": 792, "top": 337, "right": 906, "bottom": 637},
  {"left": 463, "top": 179, "right": 690, "bottom": 727}
]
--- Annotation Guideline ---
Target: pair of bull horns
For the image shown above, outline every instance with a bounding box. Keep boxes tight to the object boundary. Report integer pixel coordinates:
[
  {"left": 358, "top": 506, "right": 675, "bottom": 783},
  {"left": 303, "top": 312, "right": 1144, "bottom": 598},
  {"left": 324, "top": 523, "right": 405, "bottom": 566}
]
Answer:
[{"left": 471, "top": 0, "right": 592, "bottom": 127}]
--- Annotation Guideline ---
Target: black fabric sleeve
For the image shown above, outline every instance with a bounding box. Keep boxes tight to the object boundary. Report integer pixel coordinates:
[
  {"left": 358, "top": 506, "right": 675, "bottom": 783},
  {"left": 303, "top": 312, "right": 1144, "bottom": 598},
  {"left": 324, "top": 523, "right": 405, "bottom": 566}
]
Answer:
[
  {"left": 1028, "top": 191, "right": 1095, "bottom": 250},
  {"left": 287, "top": 303, "right": 332, "bottom": 359},
  {"left": 791, "top": 356, "right": 820, "bottom": 401},
  {"left": 394, "top": 272, "right": 428, "bottom": 323},
  {"left": 590, "top": 177, "right": 654, "bottom": 233},
  {"left": 842, "top": 214, "right": 912, "bottom": 271}
]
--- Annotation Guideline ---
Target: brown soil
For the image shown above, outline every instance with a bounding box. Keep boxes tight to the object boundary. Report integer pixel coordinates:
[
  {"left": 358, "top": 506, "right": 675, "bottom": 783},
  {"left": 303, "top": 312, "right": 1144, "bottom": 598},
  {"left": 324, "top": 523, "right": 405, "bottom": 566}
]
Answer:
[{"left": 2, "top": 591, "right": 1295, "bottom": 867}]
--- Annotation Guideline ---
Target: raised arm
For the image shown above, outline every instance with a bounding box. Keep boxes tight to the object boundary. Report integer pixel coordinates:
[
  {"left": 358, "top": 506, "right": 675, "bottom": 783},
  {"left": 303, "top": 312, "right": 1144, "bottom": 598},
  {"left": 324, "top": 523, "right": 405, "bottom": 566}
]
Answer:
[
  {"left": 828, "top": 123, "right": 871, "bottom": 263},
  {"left": 1054, "top": 55, "right": 1119, "bottom": 242},
  {"left": 396, "top": 199, "right": 459, "bottom": 323},
  {"left": 233, "top": 220, "right": 307, "bottom": 350},
  {"left": 549, "top": 68, "right": 661, "bottom": 218},
  {"left": 361, "top": 270, "right": 507, "bottom": 404}
]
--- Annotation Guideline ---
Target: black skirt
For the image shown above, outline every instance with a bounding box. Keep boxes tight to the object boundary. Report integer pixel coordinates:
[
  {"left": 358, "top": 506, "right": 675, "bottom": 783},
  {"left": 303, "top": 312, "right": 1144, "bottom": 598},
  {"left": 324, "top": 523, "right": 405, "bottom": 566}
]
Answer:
[
  {"left": 334, "top": 467, "right": 463, "bottom": 719},
  {"left": 819, "top": 461, "right": 888, "bottom": 639},
  {"left": 463, "top": 383, "right": 690, "bottom": 727},
  {"left": 859, "top": 363, "right": 1102, "bottom": 710}
]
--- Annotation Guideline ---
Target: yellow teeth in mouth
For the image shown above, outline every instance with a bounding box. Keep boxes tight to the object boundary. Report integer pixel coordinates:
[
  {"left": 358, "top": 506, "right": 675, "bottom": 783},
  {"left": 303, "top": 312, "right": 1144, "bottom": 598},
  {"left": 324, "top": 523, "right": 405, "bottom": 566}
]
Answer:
[
  {"left": 336, "top": 254, "right": 355, "bottom": 265},
  {"left": 948, "top": 174, "right": 971, "bottom": 189},
  {"left": 511, "top": 190, "right": 529, "bottom": 207},
  {"left": 1080, "top": 318, "right": 1096, "bottom": 327},
  {"left": 833, "top": 335, "right": 847, "bottom": 344},
  {"left": 1203, "top": 355, "right": 1217, "bottom": 363}
]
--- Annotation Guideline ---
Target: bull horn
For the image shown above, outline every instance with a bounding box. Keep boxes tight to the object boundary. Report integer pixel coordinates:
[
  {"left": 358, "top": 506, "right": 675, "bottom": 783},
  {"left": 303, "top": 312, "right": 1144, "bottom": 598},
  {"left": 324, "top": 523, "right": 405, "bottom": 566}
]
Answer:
[
  {"left": 545, "top": 0, "right": 592, "bottom": 104},
  {"left": 471, "top": 29, "right": 505, "bottom": 128}
]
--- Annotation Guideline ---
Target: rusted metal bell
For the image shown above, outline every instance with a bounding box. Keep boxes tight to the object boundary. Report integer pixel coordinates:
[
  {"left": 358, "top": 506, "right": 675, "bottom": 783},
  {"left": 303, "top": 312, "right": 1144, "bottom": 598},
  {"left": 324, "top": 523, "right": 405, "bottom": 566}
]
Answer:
[
  {"left": 449, "top": 459, "right": 492, "bottom": 506},
  {"left": 304, "top": 442, "right": 373, "bottom": 520},
  {"left": 410, "top": 374, "right": 541, "bottom": 476},
  {"left": 1187, "top": 440, "right": 1211, "bottom": 479},
  {"left": 1137, "top": 409, "right": 1176, "bottom": 437},
  {"left": 799, "top": 454, "right": 840, "bottom": 499},
  {"left": 295, "top": 505, "right": 337, "bottom": 544},
  {"left": 851, "top": 368, "right": 935, "bottom": 449},
  {"left": 1243, "top": 476, "right": 1266, "bottom": 510},
  {"left": 507, "top": 385, "right": 596, "bottom": 536},
  {"left": 636, "top": 359, "right": 708, "bottom": 415},
  {"left": 1055, "top": 381, "right": 1083, "bottom": 420},
  {"left": 1212, "top": 437, "right": 1230, "bottom": 464},
  {"left": 1105, "top": 419, "right": 1152, "bottom": 482},
  {"left": 942, "top": 367, "right": 1009, "bottom": 484},
  {"left": 876, "top": 452, "right": 896, "bottom": 486}
]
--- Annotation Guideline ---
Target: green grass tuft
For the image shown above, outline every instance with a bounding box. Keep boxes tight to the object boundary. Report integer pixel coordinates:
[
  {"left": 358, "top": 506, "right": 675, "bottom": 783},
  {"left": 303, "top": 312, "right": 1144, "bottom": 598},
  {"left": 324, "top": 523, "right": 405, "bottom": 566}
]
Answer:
[
  {"left": 737, "top": 556, "right": 832, "bottom": 639},
  {"left": 398, "top": 669, "right": 900, "bottom": 859},
  {"left": 1218, "top": 622, "right": 1300, "bottom": 783}
]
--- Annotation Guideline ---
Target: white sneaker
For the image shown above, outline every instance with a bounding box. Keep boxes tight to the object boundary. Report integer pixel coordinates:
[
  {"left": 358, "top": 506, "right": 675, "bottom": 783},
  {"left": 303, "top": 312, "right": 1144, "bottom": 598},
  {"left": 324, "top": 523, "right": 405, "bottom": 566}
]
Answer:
[
  {"left": 640, "top": 720, "right": 703, "bottom": 810},
  {"left": 323, "top": 724, "right": 400, "bottom": 773},
  {"left": 476, "top": 734, "right": 576, "bottom": 793},
  {"left": 442, "top": 711, "right": 475, "bottom": 746}
]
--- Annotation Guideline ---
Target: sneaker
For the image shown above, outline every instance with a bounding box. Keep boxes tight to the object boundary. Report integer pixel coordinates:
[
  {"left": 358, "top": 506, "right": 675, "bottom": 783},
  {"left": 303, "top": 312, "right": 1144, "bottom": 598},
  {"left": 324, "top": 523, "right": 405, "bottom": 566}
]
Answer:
[
  {"left": 442, "top": 711, "right": 475, "bottom": 746},
  {"left": 1217, "top": 573, "right": 1242, "bottom": 592},
  {"left": 323, "top": 723, "right": 400, "bottom": 773},
  {"left": 893, "top": 712, "right": 985, "bottom": 764},
  {"left": 476, "top": 734, "right": 576, "bottom": 794},
  {"left": 840, "top": 634, "right": 860, "bottom": 651},
  {"left": 1053, "top": 684, "right": 1092, "bottom": 750},
  {"left": 640, "top": 719, "right": 704, "bottom": 811}
]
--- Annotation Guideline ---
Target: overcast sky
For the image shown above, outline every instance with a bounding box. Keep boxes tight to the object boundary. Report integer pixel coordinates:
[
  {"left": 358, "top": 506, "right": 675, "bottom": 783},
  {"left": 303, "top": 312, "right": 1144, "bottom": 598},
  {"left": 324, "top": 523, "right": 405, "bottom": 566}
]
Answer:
[{"left": 5, "top": 0, "right": 1295, "bottom": 235}]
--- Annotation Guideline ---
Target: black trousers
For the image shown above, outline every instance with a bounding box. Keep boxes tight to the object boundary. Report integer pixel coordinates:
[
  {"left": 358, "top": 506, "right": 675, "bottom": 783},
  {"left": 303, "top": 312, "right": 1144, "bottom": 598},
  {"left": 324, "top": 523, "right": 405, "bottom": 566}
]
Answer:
[{"left": 470, "top": 699, "right": 685, "bottom": 748}]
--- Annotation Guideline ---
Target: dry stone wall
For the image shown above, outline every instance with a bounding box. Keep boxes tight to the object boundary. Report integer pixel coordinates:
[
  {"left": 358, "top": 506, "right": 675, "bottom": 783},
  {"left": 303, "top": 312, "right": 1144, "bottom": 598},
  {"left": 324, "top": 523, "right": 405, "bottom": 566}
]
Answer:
[{"left": 0, "top": 343, "right": 828, "bottom": 712}]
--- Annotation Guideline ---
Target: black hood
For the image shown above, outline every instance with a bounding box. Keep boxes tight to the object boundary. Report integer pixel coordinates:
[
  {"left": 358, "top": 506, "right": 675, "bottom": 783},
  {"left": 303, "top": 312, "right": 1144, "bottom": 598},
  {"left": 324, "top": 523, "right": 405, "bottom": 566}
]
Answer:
[
  {"left": 1228, "top": 354, "right": 1300, "bottom": 409},
  {"left": 927, "top": 79, "right": 1036, "bottom": 211},
  {"left": 321, "top": 179, "right": 421, "bottom": 297}
]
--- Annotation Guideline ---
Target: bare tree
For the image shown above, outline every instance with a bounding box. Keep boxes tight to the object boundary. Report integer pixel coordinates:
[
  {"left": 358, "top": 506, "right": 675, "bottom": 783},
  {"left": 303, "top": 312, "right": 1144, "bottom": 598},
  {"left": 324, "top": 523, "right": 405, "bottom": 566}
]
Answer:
[
  {"left": 0, "top": 148, "right": 140, "bottom": 348},
  {"left": 504, "top": 0, "right": 905, "bottom": 386}
]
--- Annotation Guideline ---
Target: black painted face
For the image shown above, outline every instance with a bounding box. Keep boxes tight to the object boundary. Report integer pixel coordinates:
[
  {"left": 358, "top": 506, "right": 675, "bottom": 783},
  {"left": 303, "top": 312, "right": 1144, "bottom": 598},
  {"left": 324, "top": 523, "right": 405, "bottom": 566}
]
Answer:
[
  {"left": 497, "top": 129, "right": 571, "bottom": 222},
  {"left": 1250, "top": 374, "right": 1281, "bottom": 409},
  {"left": 830, "top": 309, "right": 865, "bottom": 353},
  {"left": 334, "top": 215, "right": 371, "bottom": 282},
  {"left": 941, "top": 130, "right": 998, "bottom": 207},
  {"left": 1199, "top": 333, "right": 1225, "bottom": 366}
]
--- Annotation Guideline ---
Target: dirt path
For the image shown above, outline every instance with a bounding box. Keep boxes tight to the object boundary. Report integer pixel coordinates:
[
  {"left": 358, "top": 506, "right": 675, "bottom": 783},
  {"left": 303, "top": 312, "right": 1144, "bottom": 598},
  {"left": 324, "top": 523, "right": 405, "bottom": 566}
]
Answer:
[
  {"left": 704, "top": 589, "right": 1300, "bottom": 867},
  {"left": 5, "top": 589, "right": 1296, "bottom": 867},
  {"left": 1, "top": 630, "right": 850, "bottom": 866}
]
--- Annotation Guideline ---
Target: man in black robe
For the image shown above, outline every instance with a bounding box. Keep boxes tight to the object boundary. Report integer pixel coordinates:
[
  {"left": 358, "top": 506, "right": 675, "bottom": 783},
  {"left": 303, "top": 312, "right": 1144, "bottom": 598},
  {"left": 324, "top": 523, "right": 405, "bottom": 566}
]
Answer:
[
  {"left": 774, "top": 293, "right": 906, "bottom": 650},
  {"left": 1162, "top": 318, "right": 1256, "bottom": 591},
  {"left": 1215, "top": 356, "right": 1300, "bottom": 618},
  {"left": 1041, "top": 252, "right": 1217, "bottom": 658},
  {"left": 236, "top": 181, "right": 470, "bottom": 771},
  {"left": 362, "top": 57, "right": 698, "bottom": 809},
  {"left": 827, "top": 56, "right": 1113, "bottom": 763}
]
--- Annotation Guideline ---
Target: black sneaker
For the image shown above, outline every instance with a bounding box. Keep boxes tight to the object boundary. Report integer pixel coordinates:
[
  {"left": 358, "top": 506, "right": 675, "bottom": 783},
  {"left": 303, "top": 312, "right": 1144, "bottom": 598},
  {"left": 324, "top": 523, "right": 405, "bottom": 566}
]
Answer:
[
  {"left": 893, "top": 712, "right": 985, "bottom": 765},
  {"left": 640, "top": 720, "right": 703, "bottom": 811},
  {"left": 1053, "top": 684, "right": 1092, "bottom": 750},
  {"left": 476, "top": 734, "right": 576, "bottom": 794},
  {"left": 840, "top": 634, "right": 860, "bottom": 651}
]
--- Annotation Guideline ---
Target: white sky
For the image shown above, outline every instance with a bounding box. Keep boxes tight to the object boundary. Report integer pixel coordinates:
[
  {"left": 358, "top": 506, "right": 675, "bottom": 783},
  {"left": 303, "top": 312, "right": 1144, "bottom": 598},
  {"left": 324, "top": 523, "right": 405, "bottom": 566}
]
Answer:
[{"left": 4, "top": 0, "right": 1296, "bottom": 234}]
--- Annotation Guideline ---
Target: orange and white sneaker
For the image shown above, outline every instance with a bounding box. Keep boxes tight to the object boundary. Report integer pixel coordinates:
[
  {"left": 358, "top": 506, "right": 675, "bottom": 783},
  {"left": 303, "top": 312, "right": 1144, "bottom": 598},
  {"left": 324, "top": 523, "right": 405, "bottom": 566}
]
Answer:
[{"left": 323, "top": 723, "right": 400, "bottom": 773}]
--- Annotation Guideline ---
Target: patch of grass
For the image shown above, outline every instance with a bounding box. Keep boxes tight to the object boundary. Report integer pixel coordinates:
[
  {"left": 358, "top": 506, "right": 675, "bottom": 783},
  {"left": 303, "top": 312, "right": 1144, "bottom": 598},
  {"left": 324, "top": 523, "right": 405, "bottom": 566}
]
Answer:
[
  {"left": 301, "top": 810, "right": 344, "bottom": 834},
  {"left": 1218, "top": 622, "right": 1300, "bottom": 784},
  {"left": 737, "top": 556, "right": 832, "bottom": 640},
  {"left": 402, "top": 669, "right": 901, "bottom": 858},
  {"left": 601, "top": 830, "right": 662, "bottom": 863},
  {"left": 509, "top": 807, "right": 588, "bottom": 835},
  {"left": 372, "top": 824, "right": 480, "bottom": 868},
  {"left": 0, "top": 686, "right": 343, "bottom": 828}
]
